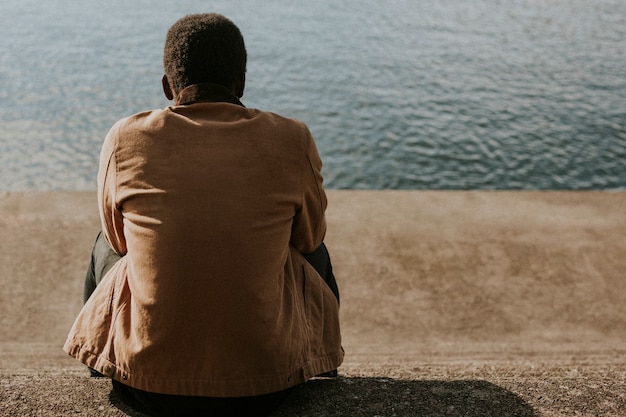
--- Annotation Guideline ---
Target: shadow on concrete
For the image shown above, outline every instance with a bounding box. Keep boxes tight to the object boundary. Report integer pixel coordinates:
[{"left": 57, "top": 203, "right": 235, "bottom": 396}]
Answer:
[
  {"left": 105, "top": 377, "right": 537, "bottom": 416},
  {"left": 273, "top": 377, "right": 538, "bottom": 417},
  {"left": 108, "top": 390, "right": 150, "bottom": 417}
]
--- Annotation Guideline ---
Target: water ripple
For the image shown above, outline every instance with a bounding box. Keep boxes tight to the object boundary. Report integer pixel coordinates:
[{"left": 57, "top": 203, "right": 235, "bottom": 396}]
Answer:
[{"left": 1, "top": 0, "right": 625, "bottom": 190}]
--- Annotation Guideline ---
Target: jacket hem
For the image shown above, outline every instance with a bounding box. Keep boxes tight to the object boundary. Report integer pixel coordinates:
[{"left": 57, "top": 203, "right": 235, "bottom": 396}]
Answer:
[{"left": 64, "top": 340, "right": 344, "bottom": 397}]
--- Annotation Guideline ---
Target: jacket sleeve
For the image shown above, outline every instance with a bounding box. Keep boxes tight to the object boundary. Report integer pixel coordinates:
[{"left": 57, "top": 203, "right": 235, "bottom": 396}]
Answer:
[
  {"left": 97, "top": 123, "right": 127, "bottom": 255},
  {"left": 291, "top": 126, "right": 327, "bottom": 253}
]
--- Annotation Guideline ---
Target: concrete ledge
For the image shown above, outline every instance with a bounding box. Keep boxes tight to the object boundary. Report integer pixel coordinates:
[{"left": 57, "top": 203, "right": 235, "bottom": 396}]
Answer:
[{"left": 1, "top": 191, "right": 625, "bottom": 415}]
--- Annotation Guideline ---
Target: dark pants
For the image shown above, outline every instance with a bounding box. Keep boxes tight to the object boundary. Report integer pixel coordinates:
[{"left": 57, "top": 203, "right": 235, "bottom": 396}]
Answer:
[
  {"left": 111, "top": 380, "right": 293, "bottom": 417},
  {"left": 83, "top": 232, "right": 339, "bottom": 417}
]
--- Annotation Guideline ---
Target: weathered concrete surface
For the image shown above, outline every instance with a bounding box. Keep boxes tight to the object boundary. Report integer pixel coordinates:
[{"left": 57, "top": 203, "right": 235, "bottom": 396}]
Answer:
[{"left": 1, "top": 191, "right": 625, "bottom": 416}]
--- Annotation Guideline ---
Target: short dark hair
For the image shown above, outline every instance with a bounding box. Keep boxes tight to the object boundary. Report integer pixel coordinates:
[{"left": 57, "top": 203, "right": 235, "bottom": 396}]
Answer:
[{"left": 163, "top": 13, "right": 247, "bottom": 93}]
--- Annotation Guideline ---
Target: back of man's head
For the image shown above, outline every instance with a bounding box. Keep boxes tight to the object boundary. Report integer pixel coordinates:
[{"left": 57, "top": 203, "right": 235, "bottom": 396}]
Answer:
[{"left": 163, "top": 13, "right": 247, "bottom": 95}]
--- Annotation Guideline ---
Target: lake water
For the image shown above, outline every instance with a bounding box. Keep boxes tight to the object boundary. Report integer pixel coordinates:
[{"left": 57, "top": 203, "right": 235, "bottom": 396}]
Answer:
[{"left": 1, "top": 0, "right": 625, "bottom": 190}]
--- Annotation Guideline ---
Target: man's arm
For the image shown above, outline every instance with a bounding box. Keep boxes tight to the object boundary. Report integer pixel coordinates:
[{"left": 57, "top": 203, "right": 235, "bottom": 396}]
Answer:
[
  {"left": 97, "top": 123, "right": 127, "bottom": 256},
  {"left": 291, "top": 127, "right": 327, "bottom": 253}
]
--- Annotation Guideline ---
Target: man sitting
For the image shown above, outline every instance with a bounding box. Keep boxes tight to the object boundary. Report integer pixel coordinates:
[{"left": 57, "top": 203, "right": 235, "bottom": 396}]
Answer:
[{"left": 65, "top": 13, "right": 343, "bottom": 416}]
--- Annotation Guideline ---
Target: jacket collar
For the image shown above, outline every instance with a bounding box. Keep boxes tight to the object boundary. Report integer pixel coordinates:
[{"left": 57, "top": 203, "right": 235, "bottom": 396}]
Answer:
[{"left": 175, "top": 83, "right": 244, "bottom": 107}]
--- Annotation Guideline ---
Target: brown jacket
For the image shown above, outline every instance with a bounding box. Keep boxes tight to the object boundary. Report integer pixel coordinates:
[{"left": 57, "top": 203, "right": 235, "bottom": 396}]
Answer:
[{"left": 64, "top": 84, "right": 343, "bottom": 397}]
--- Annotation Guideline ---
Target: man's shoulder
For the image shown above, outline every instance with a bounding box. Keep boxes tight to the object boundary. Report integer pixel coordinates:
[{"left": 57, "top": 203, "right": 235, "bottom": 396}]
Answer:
[
  {"left": 252, "top": 108, "right": 311, "bottom": 135},
  {"left": 111, "top": 108, "right": 169, "bottom": 131}
]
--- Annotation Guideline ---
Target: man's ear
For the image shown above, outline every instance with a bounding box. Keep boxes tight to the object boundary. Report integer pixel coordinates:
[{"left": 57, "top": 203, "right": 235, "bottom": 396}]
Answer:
[
  {"left": 162, "top": 75, "right": 175, "bottom": 101},
  {"left": 234, "top": 73, "right": 246, "bottom": 99}
]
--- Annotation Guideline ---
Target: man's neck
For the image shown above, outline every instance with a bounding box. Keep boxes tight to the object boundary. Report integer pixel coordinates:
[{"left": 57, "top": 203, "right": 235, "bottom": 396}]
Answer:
[{"left": 175, "top": 83, "right": 244, "bottom": 107}]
